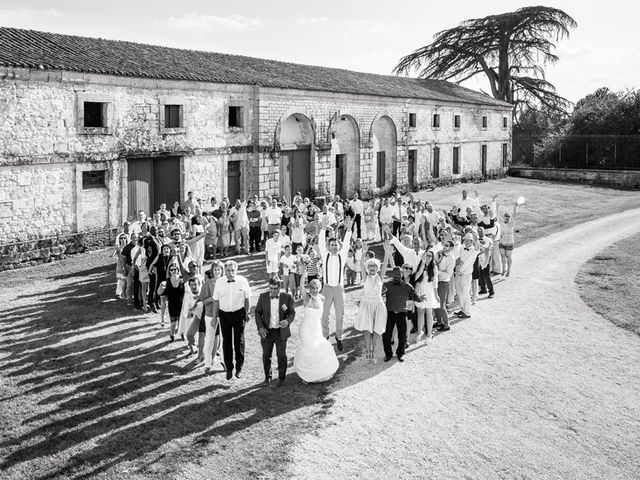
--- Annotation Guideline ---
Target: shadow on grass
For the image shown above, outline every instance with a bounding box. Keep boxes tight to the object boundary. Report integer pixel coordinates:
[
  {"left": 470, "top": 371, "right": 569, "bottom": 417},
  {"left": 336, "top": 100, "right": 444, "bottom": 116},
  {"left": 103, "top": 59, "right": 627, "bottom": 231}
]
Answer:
[{"left": 0, "top": 252, "right": 393, "bottom": 479}]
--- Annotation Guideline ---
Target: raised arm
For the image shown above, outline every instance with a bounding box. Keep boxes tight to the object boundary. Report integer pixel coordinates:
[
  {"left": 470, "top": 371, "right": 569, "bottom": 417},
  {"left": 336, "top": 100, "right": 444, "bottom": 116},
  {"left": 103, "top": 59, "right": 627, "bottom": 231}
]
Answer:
[
  {"left": 380, "top": 241, "right": 391, "bottom": 279},
  {"left": 300, "top": 270, "right": 309, "bottom": 302}
]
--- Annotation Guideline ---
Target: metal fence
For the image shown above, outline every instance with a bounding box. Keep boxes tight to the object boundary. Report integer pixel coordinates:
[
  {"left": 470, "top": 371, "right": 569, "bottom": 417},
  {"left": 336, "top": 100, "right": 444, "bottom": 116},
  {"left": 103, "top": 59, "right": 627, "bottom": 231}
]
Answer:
[{"left": 513, "top": 134, "right": 640, "bottom": 170}]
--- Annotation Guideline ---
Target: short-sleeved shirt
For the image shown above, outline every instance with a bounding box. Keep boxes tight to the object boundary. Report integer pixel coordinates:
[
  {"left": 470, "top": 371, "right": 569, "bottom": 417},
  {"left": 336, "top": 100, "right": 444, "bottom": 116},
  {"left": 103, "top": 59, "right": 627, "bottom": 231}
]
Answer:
[
  {"left": 384, "top": 280, "right": 420, "bottom": 312},
  {"left": 213, "top": 275, "right": 252, "bottom": 313}
]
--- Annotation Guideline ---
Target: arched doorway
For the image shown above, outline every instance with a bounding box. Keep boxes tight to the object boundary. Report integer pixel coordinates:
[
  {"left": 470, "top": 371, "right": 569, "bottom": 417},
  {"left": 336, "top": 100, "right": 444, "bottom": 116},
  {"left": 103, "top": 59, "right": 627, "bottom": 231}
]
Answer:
[
  {"left": 279, "top": 114, "right": 313, "bottom": 200},
  {"left": 372, "top": 116, "right": 397, "bottom": 192},
  {"left": 331, "top": 115, "right": 360, "bottom": 198}
]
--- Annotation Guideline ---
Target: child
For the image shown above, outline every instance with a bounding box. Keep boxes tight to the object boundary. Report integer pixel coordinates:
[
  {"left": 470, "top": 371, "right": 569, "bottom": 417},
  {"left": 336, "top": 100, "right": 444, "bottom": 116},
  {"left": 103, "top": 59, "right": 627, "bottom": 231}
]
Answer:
[
  {"left": 305, "top": 239, "right": 322, "bottom": 284},
  {"left": 113, "top": 234, "right": 128, "bottom": 298},
  {"left": 278, "top": 225, "right": 291, "bottom": 252},
  {"left": 279, "top": 244, "right": 297, "bottom": 297},
  {"left": 294, "top": 245, "right": 310, "bottom": 300},
  {"left": 345, "top": 248, "right": 357, "bottom": 286}
]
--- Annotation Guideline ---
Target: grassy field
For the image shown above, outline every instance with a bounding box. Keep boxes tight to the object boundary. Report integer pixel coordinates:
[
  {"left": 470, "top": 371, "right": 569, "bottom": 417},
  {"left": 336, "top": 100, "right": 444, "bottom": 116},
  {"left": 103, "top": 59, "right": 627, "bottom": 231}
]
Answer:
[
  {"left": 1, "top": 177, "right": 640, "bottom": 479},
  {"left": 576, "top": 232, "right": 640, "bottom": 336}
]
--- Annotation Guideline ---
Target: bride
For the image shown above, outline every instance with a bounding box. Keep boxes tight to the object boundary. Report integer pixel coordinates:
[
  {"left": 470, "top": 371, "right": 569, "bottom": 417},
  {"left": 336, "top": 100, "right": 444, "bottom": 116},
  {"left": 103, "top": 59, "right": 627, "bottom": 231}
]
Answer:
[{"left": 294, "top": 271, "right": 339, "bottom": 383}]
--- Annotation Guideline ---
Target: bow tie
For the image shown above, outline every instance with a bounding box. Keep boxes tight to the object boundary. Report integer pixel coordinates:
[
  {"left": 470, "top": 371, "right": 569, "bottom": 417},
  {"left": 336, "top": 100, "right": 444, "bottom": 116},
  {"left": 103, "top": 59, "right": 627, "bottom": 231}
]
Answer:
[{"left": 227, "top": 279, "right": 235, "bottom": 283}]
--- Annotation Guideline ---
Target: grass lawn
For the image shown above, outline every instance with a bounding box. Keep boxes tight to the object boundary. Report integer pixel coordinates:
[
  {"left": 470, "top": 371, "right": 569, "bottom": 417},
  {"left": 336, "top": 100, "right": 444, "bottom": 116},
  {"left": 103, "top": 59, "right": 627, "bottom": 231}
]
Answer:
[
  {"left": 1, "top": 177, "right": 640, "bottom": 480},
  {"left": 576, "top": 232, "right": 640, "bottom": 336}
]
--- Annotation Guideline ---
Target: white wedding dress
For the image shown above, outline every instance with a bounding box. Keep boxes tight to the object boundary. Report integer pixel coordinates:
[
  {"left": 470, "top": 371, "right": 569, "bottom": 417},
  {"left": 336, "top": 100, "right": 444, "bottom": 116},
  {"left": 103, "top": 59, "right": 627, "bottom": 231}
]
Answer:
[{"left": 294, "top": 303, "right": 339, "bottom": 383}]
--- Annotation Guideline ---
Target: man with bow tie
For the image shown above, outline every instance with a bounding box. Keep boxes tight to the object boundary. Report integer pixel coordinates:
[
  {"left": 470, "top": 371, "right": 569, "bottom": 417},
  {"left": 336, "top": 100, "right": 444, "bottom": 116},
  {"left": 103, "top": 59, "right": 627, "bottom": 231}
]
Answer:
[
  {"left": 254, "top": 278, "right": 296, "bottom": 386},
  {"left": 212, "top": 260, "right": 252, "bottom": 380},
  {"left": 453, "top": 231, "right": 486, "bottom": 319}
]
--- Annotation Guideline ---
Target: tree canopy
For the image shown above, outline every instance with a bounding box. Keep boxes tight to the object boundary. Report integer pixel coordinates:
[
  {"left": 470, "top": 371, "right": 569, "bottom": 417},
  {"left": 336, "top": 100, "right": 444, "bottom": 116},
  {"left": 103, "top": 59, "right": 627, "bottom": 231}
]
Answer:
[{"left": 394, "top": 6, "right": 577, "bottom": 114}]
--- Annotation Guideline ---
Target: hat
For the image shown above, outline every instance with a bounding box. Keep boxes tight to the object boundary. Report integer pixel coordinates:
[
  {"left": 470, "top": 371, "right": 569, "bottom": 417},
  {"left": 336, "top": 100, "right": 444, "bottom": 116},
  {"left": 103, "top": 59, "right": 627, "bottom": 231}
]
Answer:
[{"left": 463, "top": 233, "right": 474, "bottom": 240}]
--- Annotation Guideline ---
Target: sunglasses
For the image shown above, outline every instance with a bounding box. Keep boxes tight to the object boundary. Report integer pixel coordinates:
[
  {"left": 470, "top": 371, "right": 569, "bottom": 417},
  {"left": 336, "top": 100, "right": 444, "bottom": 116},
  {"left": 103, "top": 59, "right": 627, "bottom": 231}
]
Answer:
[
  {"left": 169, "top": 268, "right": 179, "bottom": 272},
  {"left": 403, "top": 266, "right": 412, "bottom": 270}
]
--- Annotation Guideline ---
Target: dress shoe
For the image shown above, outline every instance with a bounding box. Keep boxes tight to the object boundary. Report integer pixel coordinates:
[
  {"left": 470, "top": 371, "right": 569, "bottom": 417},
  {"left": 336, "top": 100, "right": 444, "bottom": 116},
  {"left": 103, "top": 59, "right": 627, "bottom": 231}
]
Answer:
[
  {"left": 226, "top": 370, "right": 233, "bottom": 380},
  {"left": 235, "top": 369, "right": 242, "bottom": 379},
  {"left": 454, "top": 311, "right": 464, "bottom": 316},
  {"left": 397, "top": 355, "right": 405, "bottom": 362},
  {"left": 478, "top": 290, "right": 488, "bottom": 295},
  {"left": 384, "top": 355, "right": 392, "bottom": 362},
  {"left": 433, "top": 323, "right": 445, "bottom": 329},
  {"left": 277, "top": 378, "right": 286, "bottom": 387},
  {"left": 488, "top": 293, "right": 495, "bottom": 298},
  {"left": 335, "top": 339, "right": 343, "bottom": 352},
  {"left": 458, "top": 313, "right": 471, "bottom": 319},
  {"left": 437, "top": 325, "right": 451, "bottom": 332},
  {"left": 263, "top": 377, "right": 272, "bottom": 386}
]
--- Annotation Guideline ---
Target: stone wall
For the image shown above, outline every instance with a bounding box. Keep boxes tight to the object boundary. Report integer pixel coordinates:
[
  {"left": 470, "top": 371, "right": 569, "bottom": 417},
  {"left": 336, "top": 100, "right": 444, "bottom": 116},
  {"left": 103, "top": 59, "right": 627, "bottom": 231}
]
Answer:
[
  {"left": 509, "top": 166, "right": 640, "bottom": 189},
  {"left": 0, "top": 67, "right": 512, "bottom": 244}
]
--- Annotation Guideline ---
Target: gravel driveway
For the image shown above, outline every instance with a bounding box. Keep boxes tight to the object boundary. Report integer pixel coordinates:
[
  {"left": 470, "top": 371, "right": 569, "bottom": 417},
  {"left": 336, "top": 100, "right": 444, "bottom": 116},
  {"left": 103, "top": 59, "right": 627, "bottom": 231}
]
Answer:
[{"left": 288, "top": 208, "right": 640, "bottom": 480}]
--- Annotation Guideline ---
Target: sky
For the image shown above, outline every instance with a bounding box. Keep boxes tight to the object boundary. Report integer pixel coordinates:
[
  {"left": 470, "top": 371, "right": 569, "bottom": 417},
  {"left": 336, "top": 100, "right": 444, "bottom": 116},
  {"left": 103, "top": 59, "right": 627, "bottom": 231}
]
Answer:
[{"left": 1, "top": 0, "right": 639, "bottom": 105}]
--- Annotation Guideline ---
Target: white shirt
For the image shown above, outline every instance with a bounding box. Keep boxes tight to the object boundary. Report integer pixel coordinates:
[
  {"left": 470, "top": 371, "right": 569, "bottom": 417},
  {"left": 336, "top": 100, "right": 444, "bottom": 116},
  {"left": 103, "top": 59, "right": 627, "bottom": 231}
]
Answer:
[
  {"left": 266, "top": 207, "right": 282, "bottom": 224},
  {"left": 477, "top": 237, "right": 493, "bottom": 269},
  {"left": 349, "top": 199, "right": 364, "bottom": 215},
  {"left": 265, "top": 238, "right": 282, "bottom": 261},
  {"left": 437, "top": 252, "right": 455, "bottom": 282},
  {"left": 269, "top": 296, "right": 280, "bottom": 329},
  {"left": 213, "top": 275, "right": 251, "bottom": 312},
  {"left": 318, "top": 228, "right": 352, "bottom": 286},
  {"left": 321, "top": 211, "right": 337, "bottom": 225},
  {"left": 456, "top": 245, "right": 480, "bottom": 275},
  {"left": 424, "top": 209, "right": 441, "bottom": 226},
  {"left": 457, "top": 197, "right": 480, "bottom": 215},
  {"left": 379, "top": 205, "right": 395, "bottom": 224},
  {"left": 280, "top": 254, "right": 296, "bottom": 276},
  {"left": 391, "top": 236, "right": 423, "bottom": 273},
  {"left": 229, "top": 204, "right": 249, "bottom": 229}
]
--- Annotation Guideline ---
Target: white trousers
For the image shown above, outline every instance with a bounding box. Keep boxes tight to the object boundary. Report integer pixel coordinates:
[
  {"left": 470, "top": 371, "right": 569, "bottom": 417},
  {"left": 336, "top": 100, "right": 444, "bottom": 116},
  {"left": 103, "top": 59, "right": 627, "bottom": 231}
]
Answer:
[
  {"left": 454, "top": 273, "right": 472, "bottom": 315},
  {"left": 204, "top": 314, "right": 218, "bottom": 368}
]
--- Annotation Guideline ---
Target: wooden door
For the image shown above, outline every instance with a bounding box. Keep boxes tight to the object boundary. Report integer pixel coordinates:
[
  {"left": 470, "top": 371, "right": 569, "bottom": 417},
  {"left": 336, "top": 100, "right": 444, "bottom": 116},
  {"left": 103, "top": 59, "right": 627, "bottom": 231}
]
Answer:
[
  {"left": 127, "top": 158, "right": 152, "bottom": 219},
  {"left": 481, "top": 144, "right": 487, "bottom": 177},
  {"left": 153, "top": 156, "right": 180, "bottom": 211},
  {"left": 432, "top": 147, "right": 440, "bottom": 179},
  {"left": 408, "top": 150, "right": 416, "bottom": 188},
  {"left": 228, "top": 161, "right": 241, "bottom": 203},
  {"left": 279, "top": 151, "right": 292, "bottom": 202},
  {"left": 335, "top": 154, "right": 346, "bottom": 197},
  {"left": 291, "top": 148, "right": 311, "bottom": 198}
]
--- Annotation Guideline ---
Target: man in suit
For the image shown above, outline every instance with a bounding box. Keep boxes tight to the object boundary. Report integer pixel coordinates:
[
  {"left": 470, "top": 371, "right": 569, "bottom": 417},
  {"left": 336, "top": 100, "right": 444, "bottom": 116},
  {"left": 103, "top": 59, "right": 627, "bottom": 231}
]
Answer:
[{"left": 255, "top": 278, "right": 296, "bottom": 386}]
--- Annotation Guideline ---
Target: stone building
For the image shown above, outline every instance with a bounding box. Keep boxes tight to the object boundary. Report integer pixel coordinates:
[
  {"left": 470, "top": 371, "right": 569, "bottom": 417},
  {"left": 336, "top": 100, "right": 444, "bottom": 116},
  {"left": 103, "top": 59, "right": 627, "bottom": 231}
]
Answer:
[{"left": 0, "top": 28, "right": 512, "bottom": 243}]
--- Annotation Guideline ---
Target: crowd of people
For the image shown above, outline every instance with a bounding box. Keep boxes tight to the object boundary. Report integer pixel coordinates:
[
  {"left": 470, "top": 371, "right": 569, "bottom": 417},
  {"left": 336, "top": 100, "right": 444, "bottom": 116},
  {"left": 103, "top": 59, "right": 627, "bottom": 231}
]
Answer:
[{"left": 113, "top": 187, "right": 521, "bottom": 385}]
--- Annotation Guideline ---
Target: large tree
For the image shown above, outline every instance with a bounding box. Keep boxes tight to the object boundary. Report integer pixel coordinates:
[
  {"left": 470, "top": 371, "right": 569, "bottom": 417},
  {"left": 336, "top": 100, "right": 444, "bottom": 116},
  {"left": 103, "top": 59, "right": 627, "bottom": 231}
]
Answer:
[{"left": 394, "top": 6, "right": 577, "bottom": 114}]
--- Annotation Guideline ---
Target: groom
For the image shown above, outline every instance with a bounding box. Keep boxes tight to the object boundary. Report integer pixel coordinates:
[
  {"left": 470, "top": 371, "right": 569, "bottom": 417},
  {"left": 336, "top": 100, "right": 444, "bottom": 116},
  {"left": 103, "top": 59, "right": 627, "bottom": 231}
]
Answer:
[{"left": 255, "top": 278, "right": 296, "bottom": 386}]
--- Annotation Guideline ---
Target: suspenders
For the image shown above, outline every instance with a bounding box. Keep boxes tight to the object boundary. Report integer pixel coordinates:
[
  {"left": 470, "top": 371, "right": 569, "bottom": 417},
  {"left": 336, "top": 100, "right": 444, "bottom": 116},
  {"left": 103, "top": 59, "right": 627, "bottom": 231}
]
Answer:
[{"left": 325, "top": 253, "right": 342, "bottom": 286}]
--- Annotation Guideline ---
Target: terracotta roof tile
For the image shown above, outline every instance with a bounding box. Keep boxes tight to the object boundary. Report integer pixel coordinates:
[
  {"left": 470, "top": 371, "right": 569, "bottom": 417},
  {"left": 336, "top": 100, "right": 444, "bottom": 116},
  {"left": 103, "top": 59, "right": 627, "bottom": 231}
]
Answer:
[{"left": 0, "top": 27, "right": 511, "bottom": 108}]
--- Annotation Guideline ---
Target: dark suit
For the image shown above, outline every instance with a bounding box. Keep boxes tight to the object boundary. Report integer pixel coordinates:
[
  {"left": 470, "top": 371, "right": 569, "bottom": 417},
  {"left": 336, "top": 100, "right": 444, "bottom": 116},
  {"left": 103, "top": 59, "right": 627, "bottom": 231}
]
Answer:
[{"left": 254, "top": 292, "right": 296, "bottom": 380}]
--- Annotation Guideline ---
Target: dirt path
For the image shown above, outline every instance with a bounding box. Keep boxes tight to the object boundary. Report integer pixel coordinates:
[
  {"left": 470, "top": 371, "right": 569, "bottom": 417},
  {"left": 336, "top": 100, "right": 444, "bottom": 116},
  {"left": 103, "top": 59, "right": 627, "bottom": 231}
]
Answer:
[{"left": 287, "top": 209, "right": 640, "bottom": 480}]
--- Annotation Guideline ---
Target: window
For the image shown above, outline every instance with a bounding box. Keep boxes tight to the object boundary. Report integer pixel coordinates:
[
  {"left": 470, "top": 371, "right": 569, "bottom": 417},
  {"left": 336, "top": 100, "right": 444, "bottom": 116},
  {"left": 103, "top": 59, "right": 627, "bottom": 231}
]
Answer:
[
  {"left": 432, "top": 113, "right": 440, "bottom": 128},
  {"left": 408, "top": 113, "right": 417, "bottom": 128},
  {"left": 164, "top": 105, "right": 182, "bottom": 128},
  {"left": 82, "top": 170, "right": 106, "bottom": 189},
  {"left": 453, "top": 147, "right": 460, "bottom": 174},
  {"left": 502, "top": 143, "right": 509, "bottom": 167},
  {"left": 83, "top": 102, "right": 107, "bottom": 128},
  {"left": 376, "top": 151, "right": 386, "bottom": 188},
  {"left": 482, "top": 116, "right": 488, "bottom": 129},
  {"left": 454, "top": 115, "right": 461, "bottom": 129},
  {"left": 229, "top": 106, "right": 244, "bottom": 128},
  {"left": 503, "top": 116, "right": 508, "bottom": 129}
]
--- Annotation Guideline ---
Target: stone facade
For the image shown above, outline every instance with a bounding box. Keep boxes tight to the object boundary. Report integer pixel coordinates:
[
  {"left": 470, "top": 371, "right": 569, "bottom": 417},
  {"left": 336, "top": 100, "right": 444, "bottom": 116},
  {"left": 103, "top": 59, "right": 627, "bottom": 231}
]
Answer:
[{"left": 0, "top": 67, "right": 512, "bottom": 243}]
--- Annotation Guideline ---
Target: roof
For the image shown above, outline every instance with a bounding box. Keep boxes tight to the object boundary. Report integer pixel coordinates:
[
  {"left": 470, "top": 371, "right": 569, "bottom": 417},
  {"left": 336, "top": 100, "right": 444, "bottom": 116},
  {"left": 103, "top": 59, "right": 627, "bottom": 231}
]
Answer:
[{"left": 0, "top": 27, "right": 511, "bottom": 108}]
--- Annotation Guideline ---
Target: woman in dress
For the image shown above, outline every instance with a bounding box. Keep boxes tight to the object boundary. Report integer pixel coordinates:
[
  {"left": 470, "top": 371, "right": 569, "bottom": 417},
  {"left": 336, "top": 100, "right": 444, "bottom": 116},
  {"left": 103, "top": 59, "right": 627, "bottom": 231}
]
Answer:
[
  {"left": 288, "top": 209, "right": 307, "bottom": 254},
  {"left": 153, "top": 244, "right": 173, "bottom": 327},
  {"left": 354, "top": 241, "right": 390, "bottom": 363},
  {"left": 295, "top": 271, "right": 339, "bottom": 383},
  {"left": 189, "top": 216, "right": 206, "bottom": 271},
  {"left": 412, "top": 249, "right": 440, "bottom": 343},
  {"left": 218, "top": 210, "right": 233, "bottom": 256},
  {"left": 157, "top": 262, "right": 185, "bottom": 342}
]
